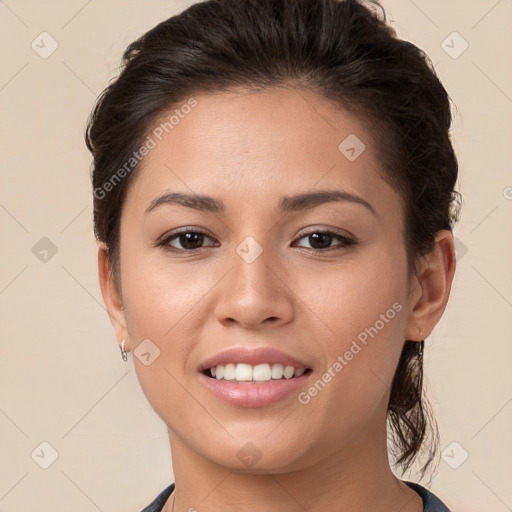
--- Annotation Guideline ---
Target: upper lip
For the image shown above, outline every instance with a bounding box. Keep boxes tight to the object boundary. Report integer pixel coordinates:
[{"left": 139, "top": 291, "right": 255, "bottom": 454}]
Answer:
[{"left": 199, "top": 346, "right": 312, "bottom": 372}]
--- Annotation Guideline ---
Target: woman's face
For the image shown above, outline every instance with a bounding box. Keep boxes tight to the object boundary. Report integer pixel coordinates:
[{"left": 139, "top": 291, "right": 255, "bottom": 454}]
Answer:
[{"left": 105, "top": 88, "right": 427, "bottom": 472}]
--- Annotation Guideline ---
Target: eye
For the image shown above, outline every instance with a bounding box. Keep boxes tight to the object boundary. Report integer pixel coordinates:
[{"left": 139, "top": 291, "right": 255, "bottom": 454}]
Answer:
[
  {"left": 157, "top": 228, "right": 217, "bottom": 252},
  {"left": 293, "top": 229, "right": 356, "bottom": 252},
  {"left": 157, "top": 227, "right": 355, "bottom": 253}
]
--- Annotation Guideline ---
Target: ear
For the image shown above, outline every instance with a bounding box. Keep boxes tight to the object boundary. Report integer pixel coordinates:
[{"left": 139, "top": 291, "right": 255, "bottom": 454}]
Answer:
[
  {"left": 97, "top": 241, "right": 131, "bottom": 352},
  {"left": 405, "top": 230, "right": 456, "bottom": 341}
]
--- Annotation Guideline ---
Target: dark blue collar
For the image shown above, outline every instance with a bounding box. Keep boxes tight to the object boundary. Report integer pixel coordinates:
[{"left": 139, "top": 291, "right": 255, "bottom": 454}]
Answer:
[
  {"left": 141, "top": 481, "right": 451, "bottom": 511},
  {"left": 404, "top": 481, "right": 451, "bottom": 512}
]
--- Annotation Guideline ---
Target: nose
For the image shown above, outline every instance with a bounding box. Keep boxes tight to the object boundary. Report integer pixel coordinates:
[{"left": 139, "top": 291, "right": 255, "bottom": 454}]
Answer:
[{"left": 213, "top": 242, "right": 295, "bottom": 330}]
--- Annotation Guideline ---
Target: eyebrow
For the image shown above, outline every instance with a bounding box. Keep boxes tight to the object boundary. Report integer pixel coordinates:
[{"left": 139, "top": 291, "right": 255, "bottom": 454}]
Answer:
[{"left": 144, "top": 189, "right": 377, "bottom": 216}]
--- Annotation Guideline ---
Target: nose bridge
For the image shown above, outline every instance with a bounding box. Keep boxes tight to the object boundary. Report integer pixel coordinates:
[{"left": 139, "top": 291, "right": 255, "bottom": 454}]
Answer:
[
  {"left": 214, "top": 232, "right": 293, "bottom": 327},
  {"left": 232, "top": 233, "right": 279, "bottom": 299}
]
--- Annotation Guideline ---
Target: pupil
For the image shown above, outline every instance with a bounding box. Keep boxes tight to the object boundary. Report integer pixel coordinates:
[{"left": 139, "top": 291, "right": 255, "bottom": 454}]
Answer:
[
  {"left": 310, "top": 233, "right": 331, "bottom": 249},
  {"left": 181, "top": 233, "right": 203, "bottom": 250}
]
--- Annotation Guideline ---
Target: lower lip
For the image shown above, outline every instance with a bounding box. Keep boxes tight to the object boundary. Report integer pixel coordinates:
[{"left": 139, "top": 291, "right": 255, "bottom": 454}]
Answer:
[{"left": 198, "top": 371, "right": 312, "bottom": 408}]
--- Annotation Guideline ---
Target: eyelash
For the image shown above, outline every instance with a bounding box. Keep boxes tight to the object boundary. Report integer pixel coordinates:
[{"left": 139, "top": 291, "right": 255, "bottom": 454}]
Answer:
[{"left": 156, "top": 227, "right": 356, "bottom": 254}]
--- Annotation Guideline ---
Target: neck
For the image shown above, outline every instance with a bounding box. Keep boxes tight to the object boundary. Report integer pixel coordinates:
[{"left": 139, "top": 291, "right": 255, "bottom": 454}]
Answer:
[{"left": 163, "top": 406, "right": 422, "bottom": 512}]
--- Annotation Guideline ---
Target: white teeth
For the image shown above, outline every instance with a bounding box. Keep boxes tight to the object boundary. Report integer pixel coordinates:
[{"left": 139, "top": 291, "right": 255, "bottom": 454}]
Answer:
[
  {"left": 224, "top": 363, "right": 236, "bottom": 380},
  {"left": 253, "top": 363, "right": 272, "bottom": 381},
  {"left": 208, "top": 363, "right": 308, "bottom": 382},
  {"left": 271, "top": 363, "right": 284, "bottom": 379},
  {"left": 235, "top": 363, "right": 253, "bottom": 381},
  {"left": 283, "top": 366, "right": 295, "bottom": 379}
]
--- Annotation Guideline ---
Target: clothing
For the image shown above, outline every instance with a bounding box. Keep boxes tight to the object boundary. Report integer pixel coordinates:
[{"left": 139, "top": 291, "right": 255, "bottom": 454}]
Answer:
[
  {"left": 140, "top": 480, "right": 451, "bottom": 512},
  {"left": 405, "top": 481, "right": 452, "bottom": 512},
  {"left": 140, "top": 483, "right": 174, "bottom": 512}
]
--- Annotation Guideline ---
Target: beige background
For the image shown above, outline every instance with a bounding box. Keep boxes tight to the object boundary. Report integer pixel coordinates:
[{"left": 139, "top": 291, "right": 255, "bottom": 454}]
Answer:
[{"left": 1, "top": 1, "right": 511, "bottom": 511}]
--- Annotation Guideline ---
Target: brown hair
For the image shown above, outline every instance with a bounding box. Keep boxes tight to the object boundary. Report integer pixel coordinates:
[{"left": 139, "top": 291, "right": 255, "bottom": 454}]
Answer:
[{"left": 85, "top": 0, "right": 461, "bottom": 478}]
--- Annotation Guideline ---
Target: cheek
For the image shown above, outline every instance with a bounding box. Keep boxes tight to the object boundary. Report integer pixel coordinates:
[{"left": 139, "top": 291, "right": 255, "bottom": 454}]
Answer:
[
  {"left": 120, "top": 239, "right": 214, "bottom": 338},
  {"left": 294, "top": 249, "right": 409, "bottom": 406},
  {"left": 299, "top": 247, "right": 407, "bottom": 340},
  {"left": 119, "top": 248, "right": 216, "bottom": 421}
]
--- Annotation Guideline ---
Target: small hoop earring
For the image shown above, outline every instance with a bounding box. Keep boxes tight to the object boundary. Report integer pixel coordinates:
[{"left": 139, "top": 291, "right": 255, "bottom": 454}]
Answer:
[{"left": 120, "top": 339, "right": 128, "bottom": 362}]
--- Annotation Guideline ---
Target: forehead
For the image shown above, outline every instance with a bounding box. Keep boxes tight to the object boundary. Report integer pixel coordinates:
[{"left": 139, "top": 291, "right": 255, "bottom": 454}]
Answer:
[{"left": 124, "top": 87, "right": 398, "bottom": 220}]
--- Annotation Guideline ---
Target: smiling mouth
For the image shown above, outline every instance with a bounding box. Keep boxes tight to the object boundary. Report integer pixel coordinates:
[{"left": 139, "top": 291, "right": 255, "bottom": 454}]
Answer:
[{"left": 201, "top": 363, "right": 313, "bottom": 383}]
